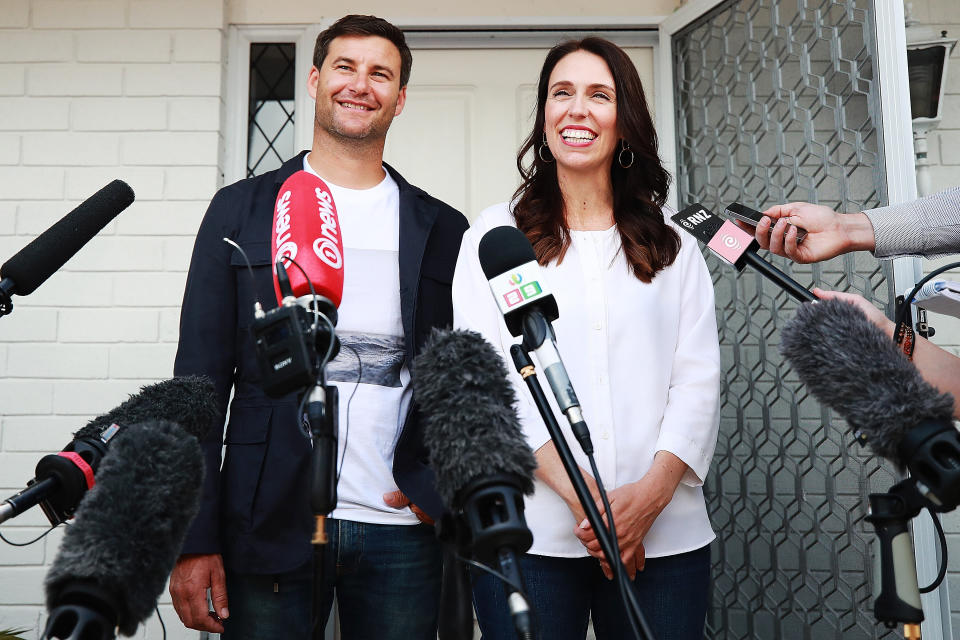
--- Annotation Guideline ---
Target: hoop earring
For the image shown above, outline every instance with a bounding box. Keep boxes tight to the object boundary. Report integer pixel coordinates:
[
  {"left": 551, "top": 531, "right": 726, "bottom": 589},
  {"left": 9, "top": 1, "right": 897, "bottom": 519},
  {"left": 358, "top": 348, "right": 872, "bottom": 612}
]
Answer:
[
  {"left": 538, "top": 133, "right": 554, "bottom": 163},
  {"left": 618, "top": 140, "right": 635, "bottom": 169}
]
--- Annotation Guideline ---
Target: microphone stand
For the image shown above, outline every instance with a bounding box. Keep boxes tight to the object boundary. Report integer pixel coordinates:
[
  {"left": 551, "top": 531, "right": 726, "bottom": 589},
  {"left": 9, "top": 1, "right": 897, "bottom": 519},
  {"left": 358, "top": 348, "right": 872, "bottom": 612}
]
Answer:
[
  {"left": 509, "top": 344, "right": 654, "bottom": 640},
  {"left": 307, "top": 372, "right": 338, "bottom": 640},
  {"left": 866, "top": 480, "right": 924, "bottom": 639}
]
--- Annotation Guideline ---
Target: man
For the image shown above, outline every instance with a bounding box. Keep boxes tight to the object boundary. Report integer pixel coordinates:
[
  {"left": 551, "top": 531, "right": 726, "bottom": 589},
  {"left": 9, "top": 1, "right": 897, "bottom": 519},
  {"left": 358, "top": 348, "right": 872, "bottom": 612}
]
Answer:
[{"left": 169, "top": 15, "right": 468, "bottom": 639}]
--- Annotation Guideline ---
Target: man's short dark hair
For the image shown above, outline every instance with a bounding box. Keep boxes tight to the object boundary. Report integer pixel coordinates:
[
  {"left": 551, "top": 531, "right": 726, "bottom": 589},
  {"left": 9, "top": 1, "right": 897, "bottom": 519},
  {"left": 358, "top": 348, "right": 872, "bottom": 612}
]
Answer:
[{"left": 313, "top": 15, "right": 413, "bottom": 87}]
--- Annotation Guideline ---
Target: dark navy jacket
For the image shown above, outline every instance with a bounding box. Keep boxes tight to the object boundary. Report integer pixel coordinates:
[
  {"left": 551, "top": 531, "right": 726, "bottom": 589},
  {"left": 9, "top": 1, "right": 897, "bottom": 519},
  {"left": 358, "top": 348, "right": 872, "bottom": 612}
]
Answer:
[{"left": 174, "top": 152, "right": 468, "bottom": 574}]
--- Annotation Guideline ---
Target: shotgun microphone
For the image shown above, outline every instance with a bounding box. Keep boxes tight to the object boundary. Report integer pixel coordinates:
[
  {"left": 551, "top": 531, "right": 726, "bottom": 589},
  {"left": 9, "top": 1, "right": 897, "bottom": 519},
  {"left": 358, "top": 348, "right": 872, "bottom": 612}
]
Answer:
[{"left": 0, "top": 180, "right": 135, "bottom": 317}]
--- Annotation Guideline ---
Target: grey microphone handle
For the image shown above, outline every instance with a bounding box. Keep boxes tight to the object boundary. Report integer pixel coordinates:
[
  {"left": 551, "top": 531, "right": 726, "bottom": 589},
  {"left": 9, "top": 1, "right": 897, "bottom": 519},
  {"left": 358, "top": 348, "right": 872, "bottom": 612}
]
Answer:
[
  {"left": 866, "top": 491, "right": 924, "bottom": 625},
  {"left": 0, "top": 502, "right": 14, "bottom": 525},
  {"left": 521, "top": 311, "right": 593, "bottom": 455}
]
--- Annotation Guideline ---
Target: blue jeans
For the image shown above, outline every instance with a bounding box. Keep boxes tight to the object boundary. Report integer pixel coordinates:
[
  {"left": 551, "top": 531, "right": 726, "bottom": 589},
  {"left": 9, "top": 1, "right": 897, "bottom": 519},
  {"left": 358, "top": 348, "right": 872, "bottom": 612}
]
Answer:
[
  {"left": 223, "top": 519, "right": 443, "bottom": 640},
  {"left": 472, "top": 545, "right": 710, "bottom": 640}
]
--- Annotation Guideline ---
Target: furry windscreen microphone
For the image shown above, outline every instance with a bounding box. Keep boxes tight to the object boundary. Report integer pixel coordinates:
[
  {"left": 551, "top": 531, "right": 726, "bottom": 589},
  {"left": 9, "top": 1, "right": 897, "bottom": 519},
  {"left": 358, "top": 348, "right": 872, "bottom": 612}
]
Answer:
[
  {"left": 0, "top": 376, "right": 217, "bottom": 528},
  {"left": 77, "top": 375, "right": 218, "bottom": 442},
  {"left": 415, "top": 328, "right": 536, "bottom": 508},
  {"left": 44, "top": 420, "right": 203, "bottom": 638},
  {"left": 1, "top": 180, "right": 135, "bottom": 297},
  {"left": 780, "top": 298, "right": 955, "bottom": 467}
]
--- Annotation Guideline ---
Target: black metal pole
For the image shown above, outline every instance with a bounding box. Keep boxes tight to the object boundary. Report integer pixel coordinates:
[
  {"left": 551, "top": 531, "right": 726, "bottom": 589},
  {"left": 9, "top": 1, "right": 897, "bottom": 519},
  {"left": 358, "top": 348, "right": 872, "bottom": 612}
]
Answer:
[{"left": 509, "top": 345, "right": 654, "bottom": 640}]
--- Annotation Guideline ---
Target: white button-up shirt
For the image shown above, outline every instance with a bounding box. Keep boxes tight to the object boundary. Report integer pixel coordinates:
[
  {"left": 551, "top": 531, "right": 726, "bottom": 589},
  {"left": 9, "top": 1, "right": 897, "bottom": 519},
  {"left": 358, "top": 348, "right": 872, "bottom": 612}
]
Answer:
[{"left": 452, "top": 202, "right": 721, "bottom": 558}]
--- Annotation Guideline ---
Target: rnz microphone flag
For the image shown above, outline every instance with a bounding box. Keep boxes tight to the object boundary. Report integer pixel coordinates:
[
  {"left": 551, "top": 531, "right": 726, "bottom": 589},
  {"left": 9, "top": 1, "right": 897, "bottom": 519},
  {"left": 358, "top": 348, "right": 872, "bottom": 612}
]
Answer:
[{"left": 272, "top": 170, "right": 345, "bottom": 307}]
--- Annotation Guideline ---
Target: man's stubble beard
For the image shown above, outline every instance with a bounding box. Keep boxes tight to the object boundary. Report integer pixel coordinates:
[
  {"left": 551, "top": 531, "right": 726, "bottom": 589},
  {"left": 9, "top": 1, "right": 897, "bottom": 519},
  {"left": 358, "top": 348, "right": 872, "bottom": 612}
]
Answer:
[{"left": 315, "top": 102, "right": 395, "bottom": 149}]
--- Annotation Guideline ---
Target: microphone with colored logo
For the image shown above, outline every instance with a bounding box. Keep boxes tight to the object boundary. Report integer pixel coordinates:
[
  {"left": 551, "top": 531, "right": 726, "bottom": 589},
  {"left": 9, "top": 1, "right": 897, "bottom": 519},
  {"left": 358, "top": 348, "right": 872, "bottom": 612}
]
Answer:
[
  {"left": 477, "top": 226, "right": 592, "bottom": 455},
  {"left": 271, "top": 170, "right": 344, "bottom": 309},
  {"left": 250, "top": 170, "right": 346, "bottom": 542},
  {"left": 671, "top": 203, "right": 815, "bottom": 303},
  {"left": 249, "top": 171, "right": 345, "bottom": 396}
]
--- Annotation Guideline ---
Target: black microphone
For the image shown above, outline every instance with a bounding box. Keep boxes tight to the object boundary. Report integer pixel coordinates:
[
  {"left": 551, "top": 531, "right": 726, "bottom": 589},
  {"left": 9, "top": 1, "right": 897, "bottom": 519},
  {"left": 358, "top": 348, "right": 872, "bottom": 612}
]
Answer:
[
  {"left": 477, "top": 225, "right": 593, "bottom": 455},
  {"left": 0, "top": 180, "right": 135, "bottom": 317},
  {"left": 671, "top": 203, "right": 815, "bottom": 303},
  {"left": 415, "top": 328, "right": 537, "bottom": 640},
  {"left": 780, "top": 298, "right": 960, "bottom": 628},
  {"left": 42, "top": 419, "right": 203, "bottom": 639},
  {"left": 780, "top": 298, "right": 957, "bottom": 488},
  {"left": 0, "top": 376, "right": 216, "bottom": 527}
]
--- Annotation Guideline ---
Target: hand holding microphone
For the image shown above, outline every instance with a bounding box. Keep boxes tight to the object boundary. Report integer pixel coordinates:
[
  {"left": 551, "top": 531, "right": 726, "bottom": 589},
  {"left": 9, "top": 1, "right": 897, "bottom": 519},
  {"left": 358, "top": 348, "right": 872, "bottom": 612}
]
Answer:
[
  {"left": 742, "top": 202, "right": 876, "bottom": 263},
  {"left": 672, "top": 204, "right": 816, "bottom": 303}
]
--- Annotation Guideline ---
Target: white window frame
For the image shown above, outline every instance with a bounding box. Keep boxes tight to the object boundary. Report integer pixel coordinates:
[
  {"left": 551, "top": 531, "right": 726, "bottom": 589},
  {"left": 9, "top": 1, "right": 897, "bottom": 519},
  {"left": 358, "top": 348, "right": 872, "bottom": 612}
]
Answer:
[{"left": 223, "top": 25, "right": 316, "bottom": 185}]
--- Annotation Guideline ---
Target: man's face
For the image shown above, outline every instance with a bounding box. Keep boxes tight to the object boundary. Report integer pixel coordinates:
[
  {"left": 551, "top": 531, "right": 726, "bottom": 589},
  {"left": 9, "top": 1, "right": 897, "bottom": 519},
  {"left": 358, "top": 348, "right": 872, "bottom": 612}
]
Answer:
[{"left": 308, "top": 35, "right": 407, "bottom": 143}]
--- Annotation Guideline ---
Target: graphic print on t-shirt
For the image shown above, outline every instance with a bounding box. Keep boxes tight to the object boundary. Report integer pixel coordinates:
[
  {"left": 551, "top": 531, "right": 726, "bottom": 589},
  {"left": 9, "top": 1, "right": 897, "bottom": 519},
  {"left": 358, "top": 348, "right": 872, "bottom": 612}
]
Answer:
[{"left": 328, "top": 331, "right": 404, "bottom": 388}]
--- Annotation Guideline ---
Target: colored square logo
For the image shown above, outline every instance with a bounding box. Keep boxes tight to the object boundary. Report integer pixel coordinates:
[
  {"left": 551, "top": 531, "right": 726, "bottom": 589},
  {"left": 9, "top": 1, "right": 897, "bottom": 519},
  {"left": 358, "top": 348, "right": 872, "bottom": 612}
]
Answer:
[
  {"left": 503, "top": 289, "right": 523, "bottom": 307},
  {"left": 520, "top": 282, "right": 542, "bottom": 299}
]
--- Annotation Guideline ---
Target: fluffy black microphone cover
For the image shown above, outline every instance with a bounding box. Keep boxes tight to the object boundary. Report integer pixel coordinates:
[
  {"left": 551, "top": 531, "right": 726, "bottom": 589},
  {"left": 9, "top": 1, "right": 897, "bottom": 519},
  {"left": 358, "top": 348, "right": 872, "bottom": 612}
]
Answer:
[
  {"left": 781, "top": 298, "right": 955, "bottom": 467},
  {"left": 44, "top": 420, "right": 203, "bottom": 636},
  {"left": 75, "top": 375, "right": 217, "bottom": 442},
  {"left": 415, "top": 328, "right": 537, "bottom": 509},
  {"left": 1, "top": 180, "right": 135, "bottom": 295}
]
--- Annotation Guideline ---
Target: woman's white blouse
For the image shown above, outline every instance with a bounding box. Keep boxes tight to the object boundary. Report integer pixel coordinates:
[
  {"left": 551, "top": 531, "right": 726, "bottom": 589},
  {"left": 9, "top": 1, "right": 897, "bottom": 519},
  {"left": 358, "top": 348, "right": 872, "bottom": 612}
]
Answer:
[{"left": 452, "top": 202, "right": 722, "bottom": 558}]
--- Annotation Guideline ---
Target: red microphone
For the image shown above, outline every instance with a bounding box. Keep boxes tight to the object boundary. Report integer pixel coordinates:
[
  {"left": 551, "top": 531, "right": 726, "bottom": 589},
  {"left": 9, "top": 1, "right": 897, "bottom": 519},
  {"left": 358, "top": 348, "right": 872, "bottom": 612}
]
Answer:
[{"left": 272, "top": 170, "right": 345, "bottom": 308}]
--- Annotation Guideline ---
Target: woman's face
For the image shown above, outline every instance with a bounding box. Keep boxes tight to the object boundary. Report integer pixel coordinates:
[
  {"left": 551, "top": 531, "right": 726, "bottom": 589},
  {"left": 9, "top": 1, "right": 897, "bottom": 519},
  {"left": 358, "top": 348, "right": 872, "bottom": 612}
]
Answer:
[{"left": 543, "top": 50, "right": 619, "bottom": 176}]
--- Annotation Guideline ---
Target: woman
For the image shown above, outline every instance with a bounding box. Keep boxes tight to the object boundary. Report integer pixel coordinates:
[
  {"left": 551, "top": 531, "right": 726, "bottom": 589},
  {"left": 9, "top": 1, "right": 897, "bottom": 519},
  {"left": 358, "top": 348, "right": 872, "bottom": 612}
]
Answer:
[{"left": 451, "top": 38, "right": 721, "bottom": 639}]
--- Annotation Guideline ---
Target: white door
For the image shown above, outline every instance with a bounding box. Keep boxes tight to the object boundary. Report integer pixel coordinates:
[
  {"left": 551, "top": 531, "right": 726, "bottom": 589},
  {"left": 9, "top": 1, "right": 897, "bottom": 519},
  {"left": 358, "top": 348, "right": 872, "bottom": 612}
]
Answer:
[{"left": 385, "top": 35, "right": 656, "bottom": 220}]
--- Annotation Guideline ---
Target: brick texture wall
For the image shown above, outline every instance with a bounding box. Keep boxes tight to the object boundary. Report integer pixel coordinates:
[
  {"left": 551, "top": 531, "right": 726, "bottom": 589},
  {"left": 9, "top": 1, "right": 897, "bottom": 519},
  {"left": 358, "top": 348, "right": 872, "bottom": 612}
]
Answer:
[
  {"left": 0, "top": 1, "right": 223, "bottom": 637},
  {"left": 1, "top": 1, "right": 958, "bottom": 639}
]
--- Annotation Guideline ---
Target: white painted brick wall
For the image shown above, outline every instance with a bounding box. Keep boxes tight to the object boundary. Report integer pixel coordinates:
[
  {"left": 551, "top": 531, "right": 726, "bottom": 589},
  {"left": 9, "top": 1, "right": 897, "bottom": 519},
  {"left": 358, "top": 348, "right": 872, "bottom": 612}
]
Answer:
[
  {"left": 72, "top": 97, "right": 168, "bottom": 131},
  {"left": 27, "top": 64, "right": 125, "bottom": 96},
  {"left": 0, "top": 203, "right": 14, "bottom": 235},
  {"left": 32, "top": 1, "right": 128, "bottom": 30},
  {"left": 0, "top": 98, "right": 71, "bottom": 130},
  {"left": 0, "top": 66, "right": 26, "bottom": 96},
  {"left": 1, "top": 167, "right": 65, "bottom": 199},
  {"left": 22, "top": 132, "right": 120, "bottom": 165},
  {"left": 0, "top": 135, "right": 21, "bottom": 165},
  {"left": 0, "top": 3, "right": 223, "bottom": 637}
]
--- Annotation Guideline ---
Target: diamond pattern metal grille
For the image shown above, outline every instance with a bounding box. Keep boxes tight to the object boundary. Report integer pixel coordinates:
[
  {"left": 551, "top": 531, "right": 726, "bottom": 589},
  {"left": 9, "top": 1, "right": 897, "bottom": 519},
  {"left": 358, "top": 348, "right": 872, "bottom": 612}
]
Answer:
[
  {"left": 672, "top": 1, "right": 900, "bottom": 637},
  {"left": 248, "top": 43, "right": 296, "bottom": 177}
]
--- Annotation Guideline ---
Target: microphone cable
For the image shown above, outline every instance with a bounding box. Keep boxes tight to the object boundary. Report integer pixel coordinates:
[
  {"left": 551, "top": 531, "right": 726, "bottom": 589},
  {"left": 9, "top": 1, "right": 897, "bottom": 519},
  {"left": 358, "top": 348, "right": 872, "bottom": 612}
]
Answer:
[
  {"left": 0, "top": 523, "right": 62, "bottom": 547},
  {"left": 456, "top": 551, "right": 539, "bottom": 639},
  {"left": 1, "top": 523, "right": 171, "bottom": 639},
  {"left": 585, "top": 449, "right": 643, "bottom": 640}
]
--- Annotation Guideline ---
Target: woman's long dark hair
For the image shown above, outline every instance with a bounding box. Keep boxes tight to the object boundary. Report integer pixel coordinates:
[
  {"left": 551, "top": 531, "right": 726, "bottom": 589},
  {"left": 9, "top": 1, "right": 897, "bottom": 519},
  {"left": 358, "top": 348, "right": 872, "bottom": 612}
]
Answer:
[{"left": 512, "top": 37, "right": 679, "bottom": 282}]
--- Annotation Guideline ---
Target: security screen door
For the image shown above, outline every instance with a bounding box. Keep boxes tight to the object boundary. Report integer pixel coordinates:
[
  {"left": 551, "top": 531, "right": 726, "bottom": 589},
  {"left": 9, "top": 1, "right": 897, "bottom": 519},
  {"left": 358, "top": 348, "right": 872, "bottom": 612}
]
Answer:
[{"left": 659, "top": 1, "right": 948, "bottom": 638}]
